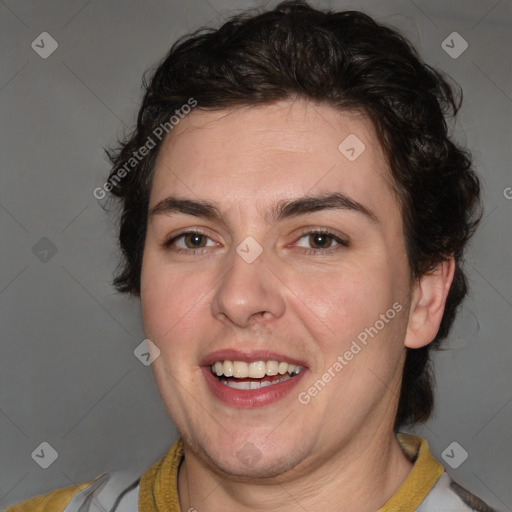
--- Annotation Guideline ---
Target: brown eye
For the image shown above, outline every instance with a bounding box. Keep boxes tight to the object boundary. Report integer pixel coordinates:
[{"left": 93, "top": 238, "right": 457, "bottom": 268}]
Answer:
[
  {"left": 183, "top": 233, "right": 208, "bottom": 248},
  {"left": 308, "top": 232, "right": 335, "bottom": 249},
  {"left": 295, "top": 230, "right": 348, "bottom": 252},
  {"left": 162, "top": 231, "right": 217, "bottom": 252}
]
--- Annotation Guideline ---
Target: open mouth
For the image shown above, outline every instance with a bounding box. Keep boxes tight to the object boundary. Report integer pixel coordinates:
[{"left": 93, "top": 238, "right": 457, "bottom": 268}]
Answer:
[{"left": 210, "top": 360, "right": 305, "bottom": 390}]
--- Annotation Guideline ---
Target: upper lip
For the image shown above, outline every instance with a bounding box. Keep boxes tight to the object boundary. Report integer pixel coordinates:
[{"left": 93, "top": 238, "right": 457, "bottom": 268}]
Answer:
[{"left": 200, "top": 349, "right": 308, "bottom": 368}]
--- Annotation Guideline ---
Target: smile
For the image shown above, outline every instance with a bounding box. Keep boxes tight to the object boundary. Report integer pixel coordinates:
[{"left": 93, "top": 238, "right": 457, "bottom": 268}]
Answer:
[
  {"left": 203, "top": 356, "right": 307, "bottom": 408},
  {"left": 211, "top": 360, "right": 304, "bottom": 390}
]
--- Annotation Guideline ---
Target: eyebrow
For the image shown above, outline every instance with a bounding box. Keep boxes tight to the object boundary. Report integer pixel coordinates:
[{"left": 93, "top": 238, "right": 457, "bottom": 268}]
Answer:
[{"left": 149, "top": 191, "right": 379, "bottom": 225}]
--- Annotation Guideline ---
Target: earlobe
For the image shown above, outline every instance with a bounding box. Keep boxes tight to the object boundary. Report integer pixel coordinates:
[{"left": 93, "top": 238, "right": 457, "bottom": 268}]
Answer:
[{"left": 404, "top": 257, "right": 456, "bottom": 349}]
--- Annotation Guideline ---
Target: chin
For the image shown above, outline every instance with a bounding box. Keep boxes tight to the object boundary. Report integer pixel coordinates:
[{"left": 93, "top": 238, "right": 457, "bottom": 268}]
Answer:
[
  {"left": 212, "top": 450, "right": 305, "bottom": 480},
  {"left": 191, "top": 432, "right": 312, "bottom": 480}
]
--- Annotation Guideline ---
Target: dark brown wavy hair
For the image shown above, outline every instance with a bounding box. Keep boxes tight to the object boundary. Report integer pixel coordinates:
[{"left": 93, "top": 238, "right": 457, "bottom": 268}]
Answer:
[{"left": 105, "top": 0, "right": 482, "bottom": 428}]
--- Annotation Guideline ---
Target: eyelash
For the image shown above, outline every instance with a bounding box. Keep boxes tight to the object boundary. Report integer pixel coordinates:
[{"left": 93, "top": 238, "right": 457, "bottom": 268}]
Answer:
[{"left": 161, "top": 228, "right": 349, "bottom": 256}]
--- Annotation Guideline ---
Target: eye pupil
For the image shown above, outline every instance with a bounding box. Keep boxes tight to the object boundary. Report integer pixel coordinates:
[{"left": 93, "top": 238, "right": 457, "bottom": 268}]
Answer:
[
  {"left": 186, "top": 233, "right": 206, "bottom": 248},
  {"left": 310, "top": 233, "right": 331, "bottom": 249}
]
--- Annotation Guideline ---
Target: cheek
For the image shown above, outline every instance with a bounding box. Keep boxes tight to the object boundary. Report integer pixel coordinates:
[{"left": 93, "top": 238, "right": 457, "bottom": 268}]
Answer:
[
  {"left": 289, "top": 261, "right": 392, "bottom": 330},
  {"left": 140, "top": 255, "right": 218, "bottom": 364},
  {"left": 141, "top": 254, "right": 193, "bottom": 338},
  {"left": 289, "top": 258, "right": 408, "bottom": 374}
]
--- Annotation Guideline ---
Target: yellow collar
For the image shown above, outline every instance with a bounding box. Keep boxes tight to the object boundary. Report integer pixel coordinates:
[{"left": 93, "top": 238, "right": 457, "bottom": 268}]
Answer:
[
  {"left": 378, "top": 433, "right": 444, "bottom": 511},
  {"left": 139, "top": 433, "right": 444, "bottom": 511}
]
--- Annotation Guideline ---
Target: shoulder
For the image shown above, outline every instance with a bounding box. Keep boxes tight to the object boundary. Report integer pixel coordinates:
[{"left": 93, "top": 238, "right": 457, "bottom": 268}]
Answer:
[
  {"left": 3, "top": 477, "right": 99, "bottom": 512},
  {"left": 4, "top": 469, "right": 142, "bottom": 512},
  {"left": 418, "top": 472, "right": 498, "bottom": 511},
  {"left": 4, "top": 441, "right": 182, "bottom": 512}
]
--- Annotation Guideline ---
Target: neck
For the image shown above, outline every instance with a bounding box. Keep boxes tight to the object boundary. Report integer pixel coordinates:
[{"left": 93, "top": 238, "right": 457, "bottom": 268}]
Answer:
[{"left": 177, "top": 426, "right": 413, "bottom": 512}]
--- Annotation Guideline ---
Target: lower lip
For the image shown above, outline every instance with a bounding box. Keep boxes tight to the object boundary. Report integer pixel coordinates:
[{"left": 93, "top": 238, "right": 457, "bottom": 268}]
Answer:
[{"left": 202, "top": 367, "right": 307, "bottom": 408}]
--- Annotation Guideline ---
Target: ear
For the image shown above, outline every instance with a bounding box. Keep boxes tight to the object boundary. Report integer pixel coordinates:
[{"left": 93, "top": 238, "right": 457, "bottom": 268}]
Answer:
[{"left": 404, "top": 257, "right": 456, "bottom": 349}]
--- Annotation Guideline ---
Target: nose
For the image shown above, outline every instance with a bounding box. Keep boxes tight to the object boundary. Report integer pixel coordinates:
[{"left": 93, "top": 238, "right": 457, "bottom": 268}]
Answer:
[{"left": 210, "top": 245, "right": 286, "bottom": 328}]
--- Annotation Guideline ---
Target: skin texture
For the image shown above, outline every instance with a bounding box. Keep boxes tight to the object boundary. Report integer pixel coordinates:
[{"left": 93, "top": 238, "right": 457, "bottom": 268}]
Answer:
[{"left": 140, "top": 98, "right": 455, "bottom": 511}]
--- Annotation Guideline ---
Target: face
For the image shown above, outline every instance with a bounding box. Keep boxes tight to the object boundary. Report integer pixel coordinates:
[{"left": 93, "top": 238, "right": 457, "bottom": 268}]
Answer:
[{"left": 140, "top": 99, "right": 413, "bottom": 479}]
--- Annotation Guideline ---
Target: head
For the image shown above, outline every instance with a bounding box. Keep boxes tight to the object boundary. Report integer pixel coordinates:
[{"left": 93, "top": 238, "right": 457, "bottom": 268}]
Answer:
[{"left": 105, "top": 0, "right": 481, "bottom": 475}]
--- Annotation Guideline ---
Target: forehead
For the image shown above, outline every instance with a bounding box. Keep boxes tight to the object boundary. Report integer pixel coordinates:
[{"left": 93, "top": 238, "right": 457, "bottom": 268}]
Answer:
[{"left": 149, "top": 99, "right": 397, "bottom": 222}]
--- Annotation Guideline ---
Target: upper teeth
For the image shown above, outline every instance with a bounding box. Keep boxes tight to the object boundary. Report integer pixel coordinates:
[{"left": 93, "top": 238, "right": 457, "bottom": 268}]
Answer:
[{"left": 211, "top": 360, "right": 304, "bottom": 378}]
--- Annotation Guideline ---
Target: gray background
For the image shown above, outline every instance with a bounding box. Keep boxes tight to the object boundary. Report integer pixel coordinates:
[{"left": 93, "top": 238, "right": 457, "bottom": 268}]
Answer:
[{"left": 0, "top": 0, "right": 511, "bottom": 509}]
